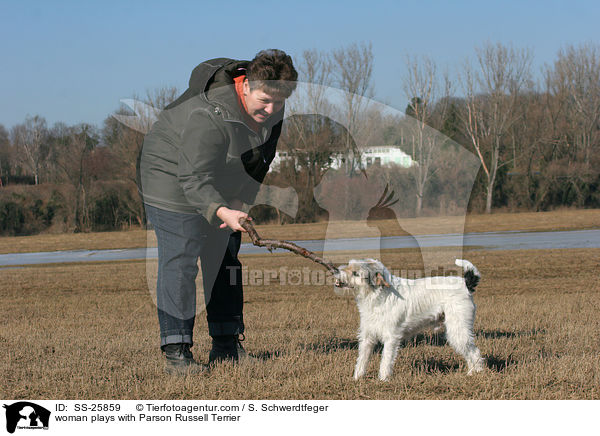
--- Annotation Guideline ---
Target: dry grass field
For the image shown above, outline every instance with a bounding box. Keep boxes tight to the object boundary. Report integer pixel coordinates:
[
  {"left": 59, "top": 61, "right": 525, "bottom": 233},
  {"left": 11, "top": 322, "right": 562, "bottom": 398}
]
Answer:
[{"left": 1, "top": 244, "right": 599, "bottom": 399}]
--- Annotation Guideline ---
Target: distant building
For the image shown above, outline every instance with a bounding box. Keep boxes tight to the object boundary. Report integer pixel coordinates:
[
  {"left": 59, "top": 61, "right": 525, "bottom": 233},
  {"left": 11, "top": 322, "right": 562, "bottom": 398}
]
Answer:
[
  {"left": 270, "top": 145, "right": 414, "bottom": 172},
  {"left": 355, "top": 145, "right": 414, "bottom": 168}
]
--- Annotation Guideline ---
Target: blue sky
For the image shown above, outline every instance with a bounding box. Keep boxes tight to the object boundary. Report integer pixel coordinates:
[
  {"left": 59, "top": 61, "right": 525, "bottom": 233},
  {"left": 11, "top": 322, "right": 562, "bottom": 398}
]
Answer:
[{"left": 1, "top": 0, "right": 598, "bottom": 130}]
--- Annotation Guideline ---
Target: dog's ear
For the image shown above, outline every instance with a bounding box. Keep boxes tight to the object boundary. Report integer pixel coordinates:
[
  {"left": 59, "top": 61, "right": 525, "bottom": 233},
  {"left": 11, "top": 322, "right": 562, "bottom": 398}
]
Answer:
[{"left": 375, "top": 272, "right": 390, "bottom": 288}]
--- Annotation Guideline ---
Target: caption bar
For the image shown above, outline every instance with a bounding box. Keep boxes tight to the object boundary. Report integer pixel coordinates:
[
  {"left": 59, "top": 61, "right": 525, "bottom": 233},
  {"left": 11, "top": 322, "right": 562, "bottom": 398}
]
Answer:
[{"left": 0, "top": 400, "right": 331, "bottom": 435}]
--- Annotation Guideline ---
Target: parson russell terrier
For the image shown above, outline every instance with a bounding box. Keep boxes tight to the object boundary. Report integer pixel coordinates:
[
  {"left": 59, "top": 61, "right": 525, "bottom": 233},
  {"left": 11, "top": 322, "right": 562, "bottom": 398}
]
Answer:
[{"left": 333, "top": 259, "right": 485, "bottom": 381}]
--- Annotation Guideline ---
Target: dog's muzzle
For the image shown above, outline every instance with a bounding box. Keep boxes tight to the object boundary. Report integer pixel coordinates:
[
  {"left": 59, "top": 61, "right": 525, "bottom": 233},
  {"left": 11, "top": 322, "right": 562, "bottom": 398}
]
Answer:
[{"left": 333, "top": 270, "right": 349, "bottom": 288}]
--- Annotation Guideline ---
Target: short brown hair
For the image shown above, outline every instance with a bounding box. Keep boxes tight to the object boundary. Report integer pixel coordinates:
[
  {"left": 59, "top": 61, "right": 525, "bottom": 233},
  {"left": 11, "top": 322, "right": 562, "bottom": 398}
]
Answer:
[{"left": 247, "top": 49, "right": 298, "bottom": 98}]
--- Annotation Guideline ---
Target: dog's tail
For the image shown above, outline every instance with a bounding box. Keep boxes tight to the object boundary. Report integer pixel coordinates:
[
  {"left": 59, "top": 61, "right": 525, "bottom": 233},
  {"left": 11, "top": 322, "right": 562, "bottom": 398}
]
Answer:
[{"left": 455, "top": 259, "right": 480, "bottom": 293}]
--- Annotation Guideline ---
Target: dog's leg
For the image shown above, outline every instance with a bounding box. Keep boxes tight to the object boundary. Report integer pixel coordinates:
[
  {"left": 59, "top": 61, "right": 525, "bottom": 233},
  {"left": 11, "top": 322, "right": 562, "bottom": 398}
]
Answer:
[
  {"left": 444, "top": 306, "right": 484, "bottom": 374},
  {"left": 354, "top": 334, "right": 376, "bottom": 380},
  {"left": 378, "top": 338, "right": 401, "bottom": 381}
]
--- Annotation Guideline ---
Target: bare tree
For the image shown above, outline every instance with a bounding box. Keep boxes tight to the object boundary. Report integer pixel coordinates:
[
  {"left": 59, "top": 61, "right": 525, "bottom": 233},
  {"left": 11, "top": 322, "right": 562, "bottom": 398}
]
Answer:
[
  {"left": 276, "top": 114, "right": 347, "bottom": 222},
  {"left": 54, "top": 124, "right": 98, "bottom": 232},
  {"left": 402, "top": 55, "right": 452, "bottom": 215},
  {"left": 461, "top": 42, "right": 532, "bottom": 213},
  {"left": 533, "top": 43, "right": 600, "bottom": 208},
  {"left": 277, "top": 47, "right": 371, "bottom": 222},
  {"left": 547, "top": 43, "right": 600, "bottom": 165},
  {"left": 284, "top": 48, "right": 337, "bottom": 177},
  {"left": 294, "top": 48, "right": 333, "bottom": 114},
  {"left": 331, "top": 42, "right": 375, "bottom": 173},
  {"left": 103, "top": 86, "right": 178, "bottom": 225},
  {"left": 505, "top": 91, "right": 548, "bottom": 209},
  {"left": 0, "top": 124, "right": 11, "bottom": 184},
  {"left": 44, "top": 122, "right": 72, "bottom": 184},
  {"left": 144, "top": 86, "right": 179, "bottom": 113},
  {"left": 11, "top": 115, "right": 49, "bottom": 184}
]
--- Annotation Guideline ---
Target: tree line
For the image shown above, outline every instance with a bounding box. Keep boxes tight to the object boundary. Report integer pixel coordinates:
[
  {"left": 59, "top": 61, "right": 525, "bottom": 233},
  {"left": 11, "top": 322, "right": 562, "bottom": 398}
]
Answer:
[{"left": 0, "top": 41, "right": 598, "bottom": 235}]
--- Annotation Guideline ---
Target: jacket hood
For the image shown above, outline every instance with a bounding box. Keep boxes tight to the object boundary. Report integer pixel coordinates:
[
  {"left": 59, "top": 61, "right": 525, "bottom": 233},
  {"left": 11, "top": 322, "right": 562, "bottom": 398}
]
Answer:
[
  {"left": 201, "top": 59, "right": 249, "bottom": 91},
  {"left": 164, "top": 58, "right": 246, "bottom": 111}
]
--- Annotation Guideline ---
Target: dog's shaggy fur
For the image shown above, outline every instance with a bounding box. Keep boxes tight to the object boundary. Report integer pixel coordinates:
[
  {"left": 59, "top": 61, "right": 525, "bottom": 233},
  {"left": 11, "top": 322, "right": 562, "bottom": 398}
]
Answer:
[{"left": 334, "top": 258, "right": 484, "bottom": 381}]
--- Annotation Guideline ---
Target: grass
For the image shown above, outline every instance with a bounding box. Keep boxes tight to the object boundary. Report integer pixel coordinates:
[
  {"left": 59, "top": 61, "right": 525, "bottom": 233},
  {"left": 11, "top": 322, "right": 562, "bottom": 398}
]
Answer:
[
  {"left": 0, "top": 208, "right": 599, "bottom": 254},
  {"left": 1, "top": 247, "right": 598, "bottom": 399}
]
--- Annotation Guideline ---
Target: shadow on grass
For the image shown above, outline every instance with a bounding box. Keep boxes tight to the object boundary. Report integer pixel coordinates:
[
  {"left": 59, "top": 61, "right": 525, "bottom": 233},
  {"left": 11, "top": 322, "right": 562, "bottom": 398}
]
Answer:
[
  {"left": 303, "top": 332, "right": 447, "bottom": 355},
  {"left": 411, "top": 358, "right": 460, "bottom": 373},
  {"left": 301, "top": 336, "right": 520, "bottom": 377},
  {"left": 484, "top": 354, "right": 518, "bottom": 373},
  {"left": 302, "top": 337, "right": 359, "bottom": 353},
  {"left": 477, "top": 328, "right": 546, "bottom": 339},
  {"left": 250, "top": 350, "right": 286, "bottom": 360},
  {"left": 405, "top": 332, "right": 447, "bottom": 347},
  {"left": 301, "top": 327, "right": 544, "bottom": 357},
  {"left": 304, "top": 332, "right": 449, "bottom": 355},
  {"left": 411, "top": 354, "right": 518, "bottom": 374},
  {"left": 301, "top": 331, "right": 522, "bottom": 374}
]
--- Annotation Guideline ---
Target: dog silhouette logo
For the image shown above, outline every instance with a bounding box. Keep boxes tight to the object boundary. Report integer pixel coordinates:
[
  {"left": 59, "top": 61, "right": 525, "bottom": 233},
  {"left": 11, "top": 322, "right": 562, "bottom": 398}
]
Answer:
[{"left": 3, "top": 402, "right": 50, "bottom": 433}]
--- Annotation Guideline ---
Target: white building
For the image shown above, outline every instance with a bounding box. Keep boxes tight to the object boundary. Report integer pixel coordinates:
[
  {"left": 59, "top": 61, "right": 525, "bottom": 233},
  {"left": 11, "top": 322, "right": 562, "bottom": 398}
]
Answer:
[
  {"left": 270, "top": 145, "right": 414, "bottom": 172},
  {"left": 355, "top": 145, "right": 414, "bottom": 169}
]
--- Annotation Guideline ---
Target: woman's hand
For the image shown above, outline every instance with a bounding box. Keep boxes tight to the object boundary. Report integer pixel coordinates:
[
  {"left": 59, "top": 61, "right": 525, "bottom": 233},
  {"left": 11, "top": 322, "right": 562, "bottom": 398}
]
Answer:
[{"left": 216, "top": 206, "right": 251, "bottom": 232}]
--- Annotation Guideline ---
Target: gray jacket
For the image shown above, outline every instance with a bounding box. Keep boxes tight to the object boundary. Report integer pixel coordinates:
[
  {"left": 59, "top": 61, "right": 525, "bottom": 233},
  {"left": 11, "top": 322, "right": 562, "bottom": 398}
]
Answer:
[{"left": 138, "top": 58, "right": 283, "bottom": 225}]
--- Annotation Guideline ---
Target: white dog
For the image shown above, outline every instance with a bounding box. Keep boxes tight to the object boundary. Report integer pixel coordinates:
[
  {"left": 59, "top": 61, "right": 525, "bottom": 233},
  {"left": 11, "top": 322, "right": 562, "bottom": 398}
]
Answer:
[{"left": 334, "top": 258, "right": 485, "bottom": 381}]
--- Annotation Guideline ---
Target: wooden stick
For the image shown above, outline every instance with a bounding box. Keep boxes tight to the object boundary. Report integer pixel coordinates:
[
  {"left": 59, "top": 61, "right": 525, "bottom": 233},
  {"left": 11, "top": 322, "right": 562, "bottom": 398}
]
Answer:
[{"left": 239, "top": 217, "right": 340, "bottom": 275}]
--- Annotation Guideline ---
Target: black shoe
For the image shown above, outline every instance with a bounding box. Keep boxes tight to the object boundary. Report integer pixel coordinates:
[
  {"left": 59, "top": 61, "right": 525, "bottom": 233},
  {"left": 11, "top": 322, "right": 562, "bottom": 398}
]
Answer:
[
  {"left": 208, "top": 335, "right": 243, "bottom": 365},
  {"left": 162, "top": 343, "right": 207, "bottom": 375}
]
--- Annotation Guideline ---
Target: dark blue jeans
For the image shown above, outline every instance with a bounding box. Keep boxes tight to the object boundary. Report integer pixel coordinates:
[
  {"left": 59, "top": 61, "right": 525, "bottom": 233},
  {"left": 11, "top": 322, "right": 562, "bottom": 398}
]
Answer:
[{"left": 145, "top": 204, "right": 244, "bottom": 348}]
